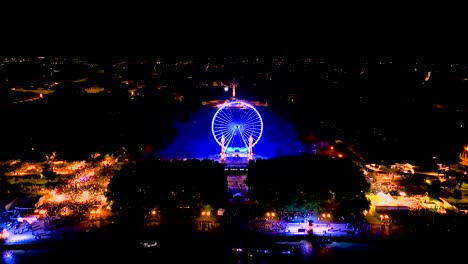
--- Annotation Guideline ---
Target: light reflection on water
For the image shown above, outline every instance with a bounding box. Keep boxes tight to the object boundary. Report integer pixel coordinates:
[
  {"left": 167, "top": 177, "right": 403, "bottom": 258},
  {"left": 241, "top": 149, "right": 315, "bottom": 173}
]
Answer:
[
  {"left": 2, "top": 251, "right": 16, "bottom": 264},
  {"left": 2, "top": 250, "right": 50, "bottom": 264},
  {"left": 1, "top": 242, "right": 317, "bottom": 264},
  {"left": 0, "top": 242, "right": 353, "bottom": 264},
  {"left": 2, "top": 239, "right": 463, "bottom": 264}
]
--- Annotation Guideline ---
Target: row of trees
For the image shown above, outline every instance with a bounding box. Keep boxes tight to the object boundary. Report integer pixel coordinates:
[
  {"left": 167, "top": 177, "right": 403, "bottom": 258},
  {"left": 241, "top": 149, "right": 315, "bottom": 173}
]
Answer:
[
  {"left": 105, "top": 155, "right": 371, "bottom": 226},
  {"left": 247, "top": 155, "right": 371, "bottom": 220},
  {"left": 105, "top": 158, "right": 227, "bottom": 224}
]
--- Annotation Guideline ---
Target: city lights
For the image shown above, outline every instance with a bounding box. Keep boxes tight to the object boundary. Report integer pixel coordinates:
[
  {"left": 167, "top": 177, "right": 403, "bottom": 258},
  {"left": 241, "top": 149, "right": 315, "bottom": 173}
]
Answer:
[
  {"left": 201, "top": 211, "right": 211, "bottom": 217},
  {"left": 321, "top": 213, "right": 331, "bottom": 218},
  {"left": 266, "top": 212, "right": 276, "bottom": 218}
]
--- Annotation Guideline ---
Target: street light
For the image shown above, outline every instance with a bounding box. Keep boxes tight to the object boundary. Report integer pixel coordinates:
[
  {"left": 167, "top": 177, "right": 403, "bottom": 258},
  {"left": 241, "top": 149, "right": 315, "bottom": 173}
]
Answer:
[
  {"left": 379, "top": 214, "right": 389, "bottom": 221},
  {"left": 321, "top": 213, "right": 331, "bottom": 219},
  {"left": 266, "top": 212, "right": 275, "bottom": 218},
  {"left": 201, "top": 211, "right": 211, "bottom": 217},
  {"left": 319, "top": 213, "right": 332, "bottom": 222}
]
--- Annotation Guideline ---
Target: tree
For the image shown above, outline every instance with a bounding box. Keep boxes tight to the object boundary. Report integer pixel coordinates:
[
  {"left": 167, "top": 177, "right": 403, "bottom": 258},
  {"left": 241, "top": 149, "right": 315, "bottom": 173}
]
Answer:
[
  {"left": 398, "top": 173, "right": 427, "bottom": 196},
  {"left": 105, "top": 158, "right": 227, "bottom": 225},
  {"left": 247, "top": 155, "right": 370, "bottom": 220},
  {"left": 40, "top": 163, "right": 57, "bottom": 181},
  {"left": 452, "top": 170, "right": 466, "bottom": 189},
  {"left": 105, "top": 161, "right": 147, "bottom": 224},
  {"left": 330, "top": 158, "right": 371, "bottom": 219},
  {"left": 427, "top": 180, "right": 442, "bottom": 200},
  {"left": 0, "top": 164, "right": 21, "bottom": 200},
  {"left": 452, "top": 189, "right": 462, "bottom": 200}
]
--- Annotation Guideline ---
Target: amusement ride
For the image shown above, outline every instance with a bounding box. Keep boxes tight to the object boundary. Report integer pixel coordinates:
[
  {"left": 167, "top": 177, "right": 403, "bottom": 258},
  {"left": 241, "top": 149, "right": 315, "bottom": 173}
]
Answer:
[{"left": 207, "top": 80, "right": 266, "bottom": 162}]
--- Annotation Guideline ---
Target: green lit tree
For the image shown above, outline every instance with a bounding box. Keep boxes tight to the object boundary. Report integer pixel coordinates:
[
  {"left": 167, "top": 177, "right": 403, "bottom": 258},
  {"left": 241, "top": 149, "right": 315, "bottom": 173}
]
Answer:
[
  {"left": 452, "top": 189, "right": 462, "bottom": 200},
  {"left": 247, "top": 155, "right": 370, "bottom": 220},
  {"left": 40, "top": 163, "right": 57, "bottom": 181},
  {"left": 427, "top": 180, "right": 442, "bottom": 200}
]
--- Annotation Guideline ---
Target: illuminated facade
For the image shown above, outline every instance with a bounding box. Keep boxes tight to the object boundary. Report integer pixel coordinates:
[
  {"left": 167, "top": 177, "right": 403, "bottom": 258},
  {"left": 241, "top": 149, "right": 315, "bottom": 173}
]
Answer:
[{"left": 459, "top": 145, "right": 468, "bottom": 167}]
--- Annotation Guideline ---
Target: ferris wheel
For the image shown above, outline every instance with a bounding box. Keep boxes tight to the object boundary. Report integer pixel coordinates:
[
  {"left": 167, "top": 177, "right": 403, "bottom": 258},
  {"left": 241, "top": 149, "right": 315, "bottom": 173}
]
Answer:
[{"left": 211, "top": 100, "right": 263, "bottom": 153}]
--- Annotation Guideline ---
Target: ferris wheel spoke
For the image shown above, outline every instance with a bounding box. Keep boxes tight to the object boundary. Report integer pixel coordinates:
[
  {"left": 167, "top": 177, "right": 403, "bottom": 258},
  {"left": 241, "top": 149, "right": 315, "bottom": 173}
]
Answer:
[
  {"left": 246, "top": 126, "right": 262, "bottom": 134},
  {"left": 224, "top": 110, "right": 237, "bottom": 121},
  {"left": 240, "top": 109, "right": 252, "bottom": 123},
  {"left": 239, "top": 131, "right": 249, "bottom": 148},
  {"left": 226, "top": 109, "right": 237, "bottom": 123},
  {"left": 224, "top": 128, "right": 235, "bottom": 141},
  {"left": 233, "top": 126, "right": 244, "bottom": 144},
  {"left": 247, "top": 128, "right": 262, "bottom": 144},
  {"left": 220, "top": 128, "right": 232, "bottom": 138},
  {"left": 214, "top": 133, "right": 225, "bottom": 143},
  {"left": 225, "top": 131, "right": 236, "bottom": 148},
  {"left": 244, "top": 111, "right": 259, "bottom": 124},
  {"left": 216, "top": 114, "right": 233, "bottom": 125},
  {"left": 249, "top": 130, "right": 261, "bottom": 138},
  {"left": 244, "top": 131, "right": 257, "bottom": 140},
  {"left": 238, "top": 109, "right": 247, "bottom": 120},
  {"left": 215, "top": 119, "right": 231, "bottom": 128},
  {"left": 213, "top": 126, "right": 227, "bottom": 136},
  {"left": 242, "top": 117, "right": 256, "bottom": 128},
  {"left": 214, "top": 125, "right": 229, "bottom": 135},
  {"left": 241, "top": 109, "right": 253, "bottom": 120},
  {"left": 216, "top": 124, "right": 229, "bottom": 134},
  {"left": 245, "top": 124, "right": 260, "bottom": 132}
]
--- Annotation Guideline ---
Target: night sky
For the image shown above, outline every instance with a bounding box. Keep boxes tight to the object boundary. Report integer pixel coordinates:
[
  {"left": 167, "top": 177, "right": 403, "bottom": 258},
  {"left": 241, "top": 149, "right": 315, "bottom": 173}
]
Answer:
[{"left": 2, "top": 4, "right": 464, "bottom": 58}]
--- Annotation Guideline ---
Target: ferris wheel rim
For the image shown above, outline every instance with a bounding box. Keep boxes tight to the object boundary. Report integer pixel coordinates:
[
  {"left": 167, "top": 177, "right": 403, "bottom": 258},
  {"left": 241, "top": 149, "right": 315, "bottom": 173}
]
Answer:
[{"left": 211, "top": 100, "right": 263, "bottom": 148}]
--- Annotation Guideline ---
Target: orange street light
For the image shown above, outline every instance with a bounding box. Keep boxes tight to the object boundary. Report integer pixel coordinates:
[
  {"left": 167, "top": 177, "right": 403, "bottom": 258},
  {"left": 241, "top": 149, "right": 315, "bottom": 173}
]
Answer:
[{"left": 201, "top": 211, "right": 211, "bottom": 217}]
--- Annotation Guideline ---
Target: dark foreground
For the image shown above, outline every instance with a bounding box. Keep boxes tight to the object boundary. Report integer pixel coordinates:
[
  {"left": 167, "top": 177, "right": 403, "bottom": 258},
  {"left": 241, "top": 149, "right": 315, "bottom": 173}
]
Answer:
[{"left": 2, "top": 225, "right": 466, "bottom": 264}]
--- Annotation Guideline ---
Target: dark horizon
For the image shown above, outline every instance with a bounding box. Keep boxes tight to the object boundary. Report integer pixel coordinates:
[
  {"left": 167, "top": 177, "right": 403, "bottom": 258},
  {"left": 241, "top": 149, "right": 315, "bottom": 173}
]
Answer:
[{"left": 2, "top": 41, "right": 467, "bottom": 64}]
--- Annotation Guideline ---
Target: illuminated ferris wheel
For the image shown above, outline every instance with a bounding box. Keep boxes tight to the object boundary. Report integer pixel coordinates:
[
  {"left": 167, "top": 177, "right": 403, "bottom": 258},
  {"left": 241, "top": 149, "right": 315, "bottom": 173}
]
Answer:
[{"left": 211, "top": 100, "right": 263, "bottom": 154}]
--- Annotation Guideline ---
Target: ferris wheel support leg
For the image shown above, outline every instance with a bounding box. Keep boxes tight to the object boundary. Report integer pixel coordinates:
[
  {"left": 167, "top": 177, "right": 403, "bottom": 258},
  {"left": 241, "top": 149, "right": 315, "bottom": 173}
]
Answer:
[
  {"left": 248, "top": 135, "right": 253, "bottom": 160},
  {"left": 221, "top": 136, "right": 226, "bottom": 161}
]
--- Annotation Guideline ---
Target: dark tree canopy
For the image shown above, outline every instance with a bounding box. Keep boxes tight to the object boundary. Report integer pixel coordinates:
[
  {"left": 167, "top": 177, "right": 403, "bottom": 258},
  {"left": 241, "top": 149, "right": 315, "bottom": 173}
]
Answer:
[
  {"left": 41, "top": 163, "right": 57, "bottom": 181},
  {"left": 105, "top": 158, "right": 227, "bottom": 223},
  {"left": 246, "top": 155, "right": 370, "bottom": 219},
  {"left": 0, "top": 164, "right": 21, "bottom": 200}
]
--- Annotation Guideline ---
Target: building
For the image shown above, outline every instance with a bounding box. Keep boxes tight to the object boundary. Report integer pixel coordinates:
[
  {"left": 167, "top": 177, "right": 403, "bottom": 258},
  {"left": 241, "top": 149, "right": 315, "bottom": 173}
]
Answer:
[{"left": 459, "top": 145, "right": 468, "bottom": 167}]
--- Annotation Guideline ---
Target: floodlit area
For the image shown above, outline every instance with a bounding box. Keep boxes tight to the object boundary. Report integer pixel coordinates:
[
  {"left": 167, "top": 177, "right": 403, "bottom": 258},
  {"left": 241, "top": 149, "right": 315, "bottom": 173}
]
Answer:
[
  {"left": 1, "top": 154, "right": 123, "bottom": 245},
  {"left": 367, "top": 192, "right": 420, "bottom": 211},
  {"left": 3, "top": 154, "right": 122, "bottom": 221}
]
